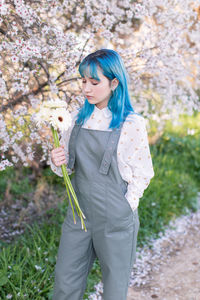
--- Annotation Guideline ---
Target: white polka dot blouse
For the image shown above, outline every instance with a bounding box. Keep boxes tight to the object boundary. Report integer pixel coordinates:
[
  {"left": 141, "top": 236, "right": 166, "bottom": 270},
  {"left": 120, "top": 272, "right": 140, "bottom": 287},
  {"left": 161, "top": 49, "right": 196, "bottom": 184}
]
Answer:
[{"left": 49, "top": 105, "right": 155, "bottom": 211}]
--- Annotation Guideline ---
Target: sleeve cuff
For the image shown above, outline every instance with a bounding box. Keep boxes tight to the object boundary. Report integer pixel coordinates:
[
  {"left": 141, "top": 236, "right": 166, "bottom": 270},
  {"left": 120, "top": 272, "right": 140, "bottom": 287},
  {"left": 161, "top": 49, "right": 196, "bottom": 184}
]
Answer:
[
  {"left": 125, "top": 190, "right": 140, "bottom": 211},
  {"left": 49, "top": 156, "right": 63, "bottom": 177}
]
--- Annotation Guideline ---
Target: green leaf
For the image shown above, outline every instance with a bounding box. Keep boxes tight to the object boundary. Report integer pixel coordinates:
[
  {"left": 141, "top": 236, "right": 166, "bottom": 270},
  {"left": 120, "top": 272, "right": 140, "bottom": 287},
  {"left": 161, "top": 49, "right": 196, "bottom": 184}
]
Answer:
[{"left": 0, "top": 271, "right": 8, "bottom": 286}]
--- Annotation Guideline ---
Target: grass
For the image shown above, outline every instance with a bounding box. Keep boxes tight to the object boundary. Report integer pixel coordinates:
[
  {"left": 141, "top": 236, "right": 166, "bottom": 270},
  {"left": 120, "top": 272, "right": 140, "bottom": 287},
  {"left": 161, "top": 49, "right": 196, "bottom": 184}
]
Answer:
[
  {"left": 0, "top": 202, "right": 101, "bottom": 300},
  {"left": 0, "top": 112, "right": 200, "bottom": 299},
  {"left": 0, "top": 167, "right": 34, "bottom": 202}
]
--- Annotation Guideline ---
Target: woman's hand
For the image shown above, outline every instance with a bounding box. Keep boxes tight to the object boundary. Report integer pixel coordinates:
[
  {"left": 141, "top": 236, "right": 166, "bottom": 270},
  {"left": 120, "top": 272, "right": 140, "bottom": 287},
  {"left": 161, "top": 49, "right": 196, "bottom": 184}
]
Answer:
[{"left": 51, "top": 145, "right": 67, "bottom": 167}]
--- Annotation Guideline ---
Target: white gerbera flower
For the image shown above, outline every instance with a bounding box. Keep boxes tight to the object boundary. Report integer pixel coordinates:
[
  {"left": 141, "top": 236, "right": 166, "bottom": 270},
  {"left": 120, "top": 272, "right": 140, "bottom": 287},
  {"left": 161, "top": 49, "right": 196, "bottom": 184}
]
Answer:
[
  {"left": 33, "top": 107, "right": 52, "bottom": 126},
  {"left": 33, "top": 99, "right": 86, "bottom": 231},
  {"left": 50, "top": 108, "right": 72, "bottom": 132}
]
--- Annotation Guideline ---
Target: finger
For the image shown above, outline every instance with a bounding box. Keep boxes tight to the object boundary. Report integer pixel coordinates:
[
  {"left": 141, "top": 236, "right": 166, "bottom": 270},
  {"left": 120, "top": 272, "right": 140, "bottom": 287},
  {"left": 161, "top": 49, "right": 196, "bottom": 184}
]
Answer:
[
  {"left": 54, "top": 155, "right": 66, "bottom": 162},
  {"left": 56, "top": 158, "right": 67, "bottom": 166},
  {"left": 53, "top": 147, "right": 65, "bottom": 153},
  {"left": 53, "top": 152, "right": 65, "bottom": 159},
  {"left": 51, "top": 150, "right": 64, "bottom": 159}
]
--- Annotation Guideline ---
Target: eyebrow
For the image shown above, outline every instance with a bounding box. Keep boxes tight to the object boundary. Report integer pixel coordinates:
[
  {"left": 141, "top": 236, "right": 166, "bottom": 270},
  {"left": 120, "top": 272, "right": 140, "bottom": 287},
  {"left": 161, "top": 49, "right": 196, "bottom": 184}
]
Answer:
[{"left": 82, "top": 77, "right": 99, "bottom": 80}]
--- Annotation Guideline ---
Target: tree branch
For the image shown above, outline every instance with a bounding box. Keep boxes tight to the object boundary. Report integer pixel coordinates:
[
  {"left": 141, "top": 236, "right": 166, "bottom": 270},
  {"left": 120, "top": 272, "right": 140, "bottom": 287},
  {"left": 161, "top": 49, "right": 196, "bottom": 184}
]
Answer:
[{"left": 0, "top": 76, "right": 79, "bottom": 113}]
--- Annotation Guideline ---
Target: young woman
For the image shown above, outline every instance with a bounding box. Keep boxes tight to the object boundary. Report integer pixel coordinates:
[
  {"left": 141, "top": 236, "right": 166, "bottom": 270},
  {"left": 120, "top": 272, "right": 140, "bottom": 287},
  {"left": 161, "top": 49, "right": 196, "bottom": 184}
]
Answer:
[{"left": 50, "top": 49, "right": 154, "bottom": 300}]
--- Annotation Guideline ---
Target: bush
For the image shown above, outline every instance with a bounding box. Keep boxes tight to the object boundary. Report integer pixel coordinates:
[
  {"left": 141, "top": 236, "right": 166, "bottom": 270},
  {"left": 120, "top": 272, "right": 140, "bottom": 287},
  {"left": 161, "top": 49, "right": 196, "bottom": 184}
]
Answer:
[{"left": 137, "top": 130, "right": 200, "bottom": 246}]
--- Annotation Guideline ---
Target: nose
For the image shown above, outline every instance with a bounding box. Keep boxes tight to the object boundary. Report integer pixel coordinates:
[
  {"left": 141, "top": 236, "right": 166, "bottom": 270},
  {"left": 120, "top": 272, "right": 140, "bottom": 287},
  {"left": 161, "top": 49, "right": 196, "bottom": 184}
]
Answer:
[{"left": 83, "top": 82, "right": 92, "bottom": 93}]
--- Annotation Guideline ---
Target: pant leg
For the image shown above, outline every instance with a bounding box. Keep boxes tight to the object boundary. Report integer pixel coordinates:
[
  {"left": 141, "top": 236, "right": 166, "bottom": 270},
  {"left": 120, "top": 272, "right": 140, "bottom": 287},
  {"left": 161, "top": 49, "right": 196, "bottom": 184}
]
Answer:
[
  {"left": 93, "top": 211, "right": 139, "bottom": 300},
  {"left": 52, "top": 218, "right": 95, "bottom": 300},
  {"left": 79, "top": 242, "right": 97, "bottom": 298}
]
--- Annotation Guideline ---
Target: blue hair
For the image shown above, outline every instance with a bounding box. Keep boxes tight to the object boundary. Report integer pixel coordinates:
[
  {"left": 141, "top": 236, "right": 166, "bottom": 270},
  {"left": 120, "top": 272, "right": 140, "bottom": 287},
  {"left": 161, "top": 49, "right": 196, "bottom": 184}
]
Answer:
[{"left": 76, "top": 49, "right": 139, "bottom": 129}]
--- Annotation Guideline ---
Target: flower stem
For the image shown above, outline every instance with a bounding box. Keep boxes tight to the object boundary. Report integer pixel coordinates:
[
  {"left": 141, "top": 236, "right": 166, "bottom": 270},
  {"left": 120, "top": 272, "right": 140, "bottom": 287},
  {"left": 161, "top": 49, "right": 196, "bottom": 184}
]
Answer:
[{"left": 51, "top": 126, "right": 87, "bottom": 231}]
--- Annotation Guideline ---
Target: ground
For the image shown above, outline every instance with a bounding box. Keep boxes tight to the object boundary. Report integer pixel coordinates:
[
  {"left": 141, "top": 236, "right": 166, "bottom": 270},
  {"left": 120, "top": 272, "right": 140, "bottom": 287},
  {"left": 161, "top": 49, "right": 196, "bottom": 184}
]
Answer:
[
  {"left": 0, "top": 186, "right": 65, "bottom": 244},
  {"left": 127, "top": 196, "right": 200, "bottom": 300},
  {"left": 89, "top": 194, "right": 200, "bottom": 300},
  {"left": 127, "top": 217, "right": 200, "bottom": 300}
]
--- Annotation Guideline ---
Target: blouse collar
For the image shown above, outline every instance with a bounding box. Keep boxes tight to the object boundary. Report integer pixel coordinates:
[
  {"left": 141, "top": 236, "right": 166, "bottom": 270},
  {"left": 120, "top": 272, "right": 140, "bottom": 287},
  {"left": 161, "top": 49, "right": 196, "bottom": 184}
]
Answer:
[{"left": 94, "top": 105, "right": 112, "bottom": 119}]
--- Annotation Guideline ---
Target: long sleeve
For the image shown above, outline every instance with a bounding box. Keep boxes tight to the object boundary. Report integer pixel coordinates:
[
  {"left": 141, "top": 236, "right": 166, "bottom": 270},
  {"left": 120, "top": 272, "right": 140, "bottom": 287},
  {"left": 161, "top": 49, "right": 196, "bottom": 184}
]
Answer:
[
  {"left": 117, "top": 114, "right": 155, "bottom": 211},
  {"left": 49, "top": 105, "right": 154, "bottom": 211},
  {"left": 49, "top": 108, "right": 79, "bottom": 177}
]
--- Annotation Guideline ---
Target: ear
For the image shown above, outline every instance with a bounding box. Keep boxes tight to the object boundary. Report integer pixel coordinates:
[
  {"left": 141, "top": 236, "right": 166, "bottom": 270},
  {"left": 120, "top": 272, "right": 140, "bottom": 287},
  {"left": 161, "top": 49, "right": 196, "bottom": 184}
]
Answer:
[{"left": 111, "top": 78, "right": 119, "bottom": 91}]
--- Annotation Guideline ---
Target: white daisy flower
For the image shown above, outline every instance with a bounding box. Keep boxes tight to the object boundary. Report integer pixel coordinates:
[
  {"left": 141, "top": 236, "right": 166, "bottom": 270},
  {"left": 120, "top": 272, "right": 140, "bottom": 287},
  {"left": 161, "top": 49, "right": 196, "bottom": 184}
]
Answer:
[
  {"left": 49, "top": 108, "right": 72, "bottom": 132},
  {"left": 33, "top": 107, "right": 51, "bottom": 126},
  {"left": 33, "top": 98, "right": 86, "bottom": 231}
]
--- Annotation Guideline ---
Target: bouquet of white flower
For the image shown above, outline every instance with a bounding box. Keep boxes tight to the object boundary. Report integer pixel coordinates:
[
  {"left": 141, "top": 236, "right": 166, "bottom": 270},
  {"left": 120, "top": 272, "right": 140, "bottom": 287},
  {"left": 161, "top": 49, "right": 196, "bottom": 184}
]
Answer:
[{"left": 34, "top": 99, "right": 86, "bottom": 231}]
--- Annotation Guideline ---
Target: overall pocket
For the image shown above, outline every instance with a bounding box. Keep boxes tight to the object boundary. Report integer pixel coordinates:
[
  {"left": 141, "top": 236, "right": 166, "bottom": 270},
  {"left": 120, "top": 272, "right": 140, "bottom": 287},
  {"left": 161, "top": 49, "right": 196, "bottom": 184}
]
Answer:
[
  {"left": 105, "top": 182, "right": 135, "bottom": 234},
  {"left": 118, "top": 182, "right": 135, "bottom": 217}
]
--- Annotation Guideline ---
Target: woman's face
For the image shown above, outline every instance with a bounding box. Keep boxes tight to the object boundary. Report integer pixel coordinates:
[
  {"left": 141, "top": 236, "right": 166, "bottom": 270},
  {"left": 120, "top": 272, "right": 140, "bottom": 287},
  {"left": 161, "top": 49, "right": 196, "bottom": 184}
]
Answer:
[{"left": 81, "top": 67, "right": 112, "bottom": 109}]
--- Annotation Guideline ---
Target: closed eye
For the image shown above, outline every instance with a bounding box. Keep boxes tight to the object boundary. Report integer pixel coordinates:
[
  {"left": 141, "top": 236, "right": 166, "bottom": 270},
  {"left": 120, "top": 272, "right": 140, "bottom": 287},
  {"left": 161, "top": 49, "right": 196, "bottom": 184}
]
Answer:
[{"left": 82, "top": 80, "right": 99, "bottom": 85}]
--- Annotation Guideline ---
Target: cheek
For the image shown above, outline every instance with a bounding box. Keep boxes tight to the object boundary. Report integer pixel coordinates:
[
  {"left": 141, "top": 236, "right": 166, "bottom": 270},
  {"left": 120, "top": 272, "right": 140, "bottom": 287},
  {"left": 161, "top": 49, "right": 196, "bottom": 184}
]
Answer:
[{"left": 95, "top": 84, "right": 111, "bottom": 96}]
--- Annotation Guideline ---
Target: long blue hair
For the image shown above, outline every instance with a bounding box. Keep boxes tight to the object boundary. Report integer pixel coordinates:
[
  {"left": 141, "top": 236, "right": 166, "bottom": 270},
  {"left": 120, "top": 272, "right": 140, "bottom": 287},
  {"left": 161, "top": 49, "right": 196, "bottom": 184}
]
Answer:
[{"left": 76, "top": 49, "right": 138, "bottom": 129}]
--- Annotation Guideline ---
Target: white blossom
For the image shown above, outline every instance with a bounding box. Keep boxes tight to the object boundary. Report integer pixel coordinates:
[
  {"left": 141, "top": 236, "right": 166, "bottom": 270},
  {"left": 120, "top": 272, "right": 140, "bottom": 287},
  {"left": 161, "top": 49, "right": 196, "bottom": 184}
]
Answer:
[
  {"left": 34, "top": 265, "right": 42, "bottom": 270},
  {"left": 0, "top": 0, "right": 199, "bottom": 170}
]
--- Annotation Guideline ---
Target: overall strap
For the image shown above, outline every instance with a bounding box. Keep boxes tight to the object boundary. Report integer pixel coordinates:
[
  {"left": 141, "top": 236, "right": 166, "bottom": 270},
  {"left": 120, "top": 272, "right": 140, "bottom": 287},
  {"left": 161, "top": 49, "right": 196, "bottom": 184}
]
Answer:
[
  {"left": 99, "top": 122, "right": 124, "bottom": 175},
  {"left": 67, "top": 123, "right": 81, "bottom": 170}
]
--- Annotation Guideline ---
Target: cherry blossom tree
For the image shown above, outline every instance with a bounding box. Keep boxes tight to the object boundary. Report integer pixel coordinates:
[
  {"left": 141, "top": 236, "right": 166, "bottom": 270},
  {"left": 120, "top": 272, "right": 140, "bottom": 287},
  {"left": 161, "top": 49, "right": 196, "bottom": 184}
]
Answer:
[{"left": 0, "top": 0, "right": 199, "bottom": 171}]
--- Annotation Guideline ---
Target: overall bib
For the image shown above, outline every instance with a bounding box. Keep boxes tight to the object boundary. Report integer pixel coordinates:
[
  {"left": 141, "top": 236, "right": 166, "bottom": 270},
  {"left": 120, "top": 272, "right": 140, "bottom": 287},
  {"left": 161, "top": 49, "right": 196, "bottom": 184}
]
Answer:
[{"left": 52, "top": 121, "right": 140, "bottom": 300}]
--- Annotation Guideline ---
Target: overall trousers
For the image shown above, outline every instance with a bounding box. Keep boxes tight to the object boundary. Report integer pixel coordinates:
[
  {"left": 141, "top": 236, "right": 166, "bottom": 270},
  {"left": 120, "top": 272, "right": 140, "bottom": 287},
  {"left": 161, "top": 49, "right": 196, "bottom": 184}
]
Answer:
[{"left": 52, "top": 121, "right": 140, "bottom": 300}]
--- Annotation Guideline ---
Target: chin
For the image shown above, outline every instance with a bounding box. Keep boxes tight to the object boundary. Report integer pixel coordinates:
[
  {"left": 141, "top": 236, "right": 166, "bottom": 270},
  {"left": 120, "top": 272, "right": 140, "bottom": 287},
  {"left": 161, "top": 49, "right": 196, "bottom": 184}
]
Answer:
[{"left": 88, "top": 99, "right": 96, "bottom": 104}]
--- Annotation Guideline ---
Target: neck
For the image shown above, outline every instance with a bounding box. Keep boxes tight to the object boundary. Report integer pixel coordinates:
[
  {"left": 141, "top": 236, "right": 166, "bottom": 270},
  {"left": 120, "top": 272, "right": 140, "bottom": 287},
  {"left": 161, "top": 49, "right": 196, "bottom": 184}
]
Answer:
[{"left": 95, "top": 103, "right": 108, "bottom": 110}]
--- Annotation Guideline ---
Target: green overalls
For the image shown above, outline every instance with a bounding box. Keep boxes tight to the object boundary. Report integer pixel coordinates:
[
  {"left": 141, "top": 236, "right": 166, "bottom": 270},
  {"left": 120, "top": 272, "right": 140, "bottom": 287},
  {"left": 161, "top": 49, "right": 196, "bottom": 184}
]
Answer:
[{"left": 52, "top": 121, "right": 140, "bottom": 300}]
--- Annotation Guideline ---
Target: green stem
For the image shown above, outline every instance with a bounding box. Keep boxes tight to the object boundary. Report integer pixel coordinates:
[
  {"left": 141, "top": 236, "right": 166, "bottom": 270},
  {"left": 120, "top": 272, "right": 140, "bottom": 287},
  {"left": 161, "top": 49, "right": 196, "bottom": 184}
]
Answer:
[{"left": 51, "top": 126, "right": 87, "bottom": 231}]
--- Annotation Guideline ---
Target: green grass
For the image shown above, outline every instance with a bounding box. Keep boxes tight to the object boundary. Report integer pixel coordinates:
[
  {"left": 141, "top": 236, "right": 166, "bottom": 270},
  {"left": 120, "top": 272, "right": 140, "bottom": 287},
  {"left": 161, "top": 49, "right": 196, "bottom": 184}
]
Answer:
[
  {"left": 0, "top": 167, "right": 34, "bottom": 202},
  {"left": 0, "top": 112, "right": 200, "bottom": 299},
  {"left": 138, "top": 112, "right": 200, "bottom": 244},
  {"left": 0, "top": 202, "right": 101, "bottom": 299},
  {"left": 138, "top": 152, "right": 199, "bottom": 245}
]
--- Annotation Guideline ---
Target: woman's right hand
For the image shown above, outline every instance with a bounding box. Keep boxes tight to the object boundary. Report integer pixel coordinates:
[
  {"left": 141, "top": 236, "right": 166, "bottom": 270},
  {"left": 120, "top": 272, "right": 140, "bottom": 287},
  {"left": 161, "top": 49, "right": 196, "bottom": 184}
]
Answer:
[{"left": 51, "top": 145, "right": 67, "bottom": 167}]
